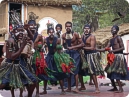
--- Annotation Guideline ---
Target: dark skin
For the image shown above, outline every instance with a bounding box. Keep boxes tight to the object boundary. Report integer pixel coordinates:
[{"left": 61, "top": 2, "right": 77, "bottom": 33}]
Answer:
[
  {"left": 34, "top": 34, "right": 43, "bottom": 49},
  {"left": 62, "top": 23, "right": 82, "bottom": 93},
  {"left": 33, "top": 34, "right": 44, "bottom": 97},
  {"left": 24, "top": 24, "right": 36, "bottom": 40},
  {"left": 6, "top": 29, "right": 35, "bottom": 97},
  {"left": 40, "top": 29, "right": 66, "bottom": 95},
  {"left": 56, "top": 26, "right": 62, "bottom": 38},
  {"left": 6, "top": 33, "right": 27, "bottom": 60},
  {"left": 97, "top": 27, "right": 125, "bottom": 93},
  {"left": 68, "top": 27, "right": 100, "bottom": 94},
  {"left": 3, "top": 31, "right": 26, "bottom": 97},
  {"left": 22, "top": 25, "right": 38, "bottom": 97}
]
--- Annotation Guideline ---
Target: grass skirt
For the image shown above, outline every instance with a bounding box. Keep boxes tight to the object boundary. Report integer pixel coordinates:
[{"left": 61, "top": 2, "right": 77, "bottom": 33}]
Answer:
[
  {"left": 105, "top": 54, "right": 129, "bottom": 80},
  {"left": 0, "top": 58, "right": 37, "bottom": 89}
]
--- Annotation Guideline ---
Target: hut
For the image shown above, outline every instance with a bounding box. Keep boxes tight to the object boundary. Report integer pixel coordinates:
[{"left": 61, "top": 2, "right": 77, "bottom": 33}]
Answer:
[{"left": 0, "top": 0, "right": 81, "bottom": 58}]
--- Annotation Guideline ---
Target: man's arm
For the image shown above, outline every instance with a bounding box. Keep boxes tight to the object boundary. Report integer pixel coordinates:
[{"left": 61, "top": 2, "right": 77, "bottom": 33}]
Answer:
[
  {"left": 96, "top": 42, "right": 111, "bottom": 52},
  {"left": 6, "top": 38, "right": 27, "bottom": 60},
  {"left": 68, "top": 33, "right": 84, "bottom": 50},
  {"left": 123, "top": 53, "right": 129, "bottom": 55},
  {"left": 34, "top": 34, "right": 43, "bottom": 48}
]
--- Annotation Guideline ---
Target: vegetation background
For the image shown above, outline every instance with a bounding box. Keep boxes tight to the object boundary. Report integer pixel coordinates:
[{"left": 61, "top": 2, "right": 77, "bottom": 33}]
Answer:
[{"left": 72, "top": 0, "right": 129, "bottom": 33}]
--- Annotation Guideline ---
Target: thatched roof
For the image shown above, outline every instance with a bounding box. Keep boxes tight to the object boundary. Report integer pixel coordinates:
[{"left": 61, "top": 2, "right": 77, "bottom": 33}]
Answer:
[
  {"left": 3, "top": 0, "right": 82, "bottom": 6},
  {"left": 93, "top": 23, "right": 129, "bottom": 46},
  {"left": 0, "top": 28, "right": 7, "bottom": 34}
]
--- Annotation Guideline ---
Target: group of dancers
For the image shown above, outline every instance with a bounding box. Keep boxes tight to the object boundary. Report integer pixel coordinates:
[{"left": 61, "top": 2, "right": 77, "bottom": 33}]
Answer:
[{"left": 0, "top": 17, "right": 128, "bottom": 97}]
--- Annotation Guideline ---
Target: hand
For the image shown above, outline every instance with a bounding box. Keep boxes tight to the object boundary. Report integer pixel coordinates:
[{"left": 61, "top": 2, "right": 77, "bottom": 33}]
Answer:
[
  {"left": 21, "top": 36, "right": 27, "bottom": 47},
  {"left": 67, "top": 47, "right": 73, "bottom": 50},
  {"left": 108, "top": 50, "right": 113, "bottom": 53},
  {"left": 24, "top": 24, "right": 30, "bottom": 30}
]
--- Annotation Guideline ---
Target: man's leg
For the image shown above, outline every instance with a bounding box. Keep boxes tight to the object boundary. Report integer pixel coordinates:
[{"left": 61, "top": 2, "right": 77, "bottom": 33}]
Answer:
[
  {"left": 35, "top": 82, "right": 40, "bottom": 97},
  {"left": 40, "top": 80, "right": 48, "bottom": 95},
  {"left": 72, "top": 74, "right": 80, "bottom": 93},
  {"left": 10, "top": 89, "right": 15, "bottom": 97},
  {"left": 65, "top": 75, "right": 71, "bottom": 92},
  {"left": 108, "top": 79, "right": 118, "bottom": 91},
  {"left": 89, "top": 75, "right": 94, "bottom": 85},
  {"left": 115, "top": 79, "right": 123, "bottom": 93},
  {"left": 59, "top": 80, "right": 66, "bottom": 95},
  {"left": 92, "top": 74, "right": 100, "bottom": 94},
  {"left": 0, "top": 84, "right": 5, "bottom": 89},
  {"left": 27, "top": 83, "right": 36, "bottom": 97},
  {"left": 78, "top": 75, "right": 86, "bottom": 91},
  {"left": 19, "top": 88, "right": 23, "bottom": 97}
]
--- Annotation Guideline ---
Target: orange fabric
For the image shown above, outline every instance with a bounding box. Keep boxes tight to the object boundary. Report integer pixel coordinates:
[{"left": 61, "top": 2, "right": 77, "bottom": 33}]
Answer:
[{"left": 107, "top": 53, "right": 115, "bottom": 65}]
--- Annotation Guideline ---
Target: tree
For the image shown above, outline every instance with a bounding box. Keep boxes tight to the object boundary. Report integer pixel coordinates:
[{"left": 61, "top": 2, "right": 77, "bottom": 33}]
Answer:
[{"left": 72, "top": 0, "right": 129, "bottom": 33}]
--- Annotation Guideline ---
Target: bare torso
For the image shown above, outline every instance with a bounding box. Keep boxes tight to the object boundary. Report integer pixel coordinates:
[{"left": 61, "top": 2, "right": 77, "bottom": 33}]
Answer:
[
  {"left": 82, "top": 34, "right": 96, "bottom": 51},
  {"left": 62, "top": 32, "right": 80, "bottom": 50},
  {"left": 110, "top": 35, "right": 123, "bottom": 50}
]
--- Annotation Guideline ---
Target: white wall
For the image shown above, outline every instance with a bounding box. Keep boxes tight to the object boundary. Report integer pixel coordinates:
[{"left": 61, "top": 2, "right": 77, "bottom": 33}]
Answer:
[{"left": 121, "top": 34, "right": 129, "bottom": 67}]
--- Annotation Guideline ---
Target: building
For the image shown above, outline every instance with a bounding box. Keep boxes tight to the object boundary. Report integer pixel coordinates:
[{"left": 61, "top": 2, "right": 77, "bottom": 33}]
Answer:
[{"left": 0, "top": 0, "right": 81, "bottom": 58}]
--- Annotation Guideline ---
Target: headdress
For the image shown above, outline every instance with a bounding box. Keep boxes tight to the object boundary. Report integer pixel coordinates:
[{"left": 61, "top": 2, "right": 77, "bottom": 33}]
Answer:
[{"left": 27, "top": 12, "right": 39, "bottom": 25}]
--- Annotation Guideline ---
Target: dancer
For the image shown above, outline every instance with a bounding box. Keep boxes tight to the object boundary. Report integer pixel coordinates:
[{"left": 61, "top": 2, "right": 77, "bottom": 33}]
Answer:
[
  {"left": 40, "top": 27, "right": 70, "bottom": 95},
  {"left": 0, "top": 25, "right": 37, "bottom": 97},
  {"left": 62, "top": 21, "right": 81, "bottom": 93},
  {"left": 68, "top": 24, "right": 104, "bottom": 93},
  {"left": 97, "top": 25, "right": 129, "bottom": 93}
]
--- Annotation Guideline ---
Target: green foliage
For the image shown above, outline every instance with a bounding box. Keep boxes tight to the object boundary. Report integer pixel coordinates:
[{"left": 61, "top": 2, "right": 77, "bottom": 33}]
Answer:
[{"left": 72, "top": 0, "right": 129, "bottom": 33}]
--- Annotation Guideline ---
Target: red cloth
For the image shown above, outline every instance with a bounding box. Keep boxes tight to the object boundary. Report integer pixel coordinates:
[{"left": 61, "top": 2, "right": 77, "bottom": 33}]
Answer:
[
  {"left": 36, "top": 52, "right": 47, "bottom": 75},
  {"left": 105, "top": 47, "right": 111, "bottom": 51},
  {"left": 61, "top": 62, "right": 74, "bottom": 73},
  {"left": 107, "top": 53, "right": 115, "bottom": 65}
]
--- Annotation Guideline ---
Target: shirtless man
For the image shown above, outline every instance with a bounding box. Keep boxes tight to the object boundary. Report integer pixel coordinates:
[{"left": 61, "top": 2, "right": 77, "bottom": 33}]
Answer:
[
  {"left": 0, "top": 25, "right": 37, "bottom": 97},
  {"left": 62, "top": 21, "right": 81, "bottom": 93},
  {"left": 97, "top": 25, "right": 129, "bottom": 93},
  {"left": 68, "top": 24, "right": 104, "bottom": 93}
]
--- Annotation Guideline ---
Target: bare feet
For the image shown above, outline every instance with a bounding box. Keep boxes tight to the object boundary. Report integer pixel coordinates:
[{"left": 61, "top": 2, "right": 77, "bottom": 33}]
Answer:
[
  {"left": 114, "top": 88, "right": 123, "bottom": 93},
  {"left": 93, "top": 89, "right": 100, "bottom": 94},
  {"left": 39, "top": 91, "right": 47, "bottom": 95},
  {"left": 78, "top": 87, "right": 86, "bottom": 91},
  {"left": 108, "top": 88, "right": 118, "bottom": 91},
  {"left": 65, "top": 89, "right": 71, "bottom": 92},
  {"left": 60, "top": 91, "right": 66, "bottom": 95},
  {"left": 72, "top": 88, "right": 79, "bottom": 93}
]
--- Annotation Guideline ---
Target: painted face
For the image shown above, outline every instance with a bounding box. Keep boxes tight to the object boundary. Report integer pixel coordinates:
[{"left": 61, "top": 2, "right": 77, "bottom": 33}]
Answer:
[
  {"left": 14, "top": 28, "right": 24, "bottom": 40},
  {"left": 65, "top": 23, "right": 72, "bottom": 33},
  {"left": 56, "top": 27, "right": 61, "bottom": 34},
  {"left": 111, "top": 27, "right": 117, "bottom": 35},
  {"left": 29, "top": 24, "right": 37, "bottom": 34},
  {"left": 48, "top": 29, "right": 55, "bottom": 39},
  {"left": 84, "top": 27, "right": 91, "bottom": 35}
]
